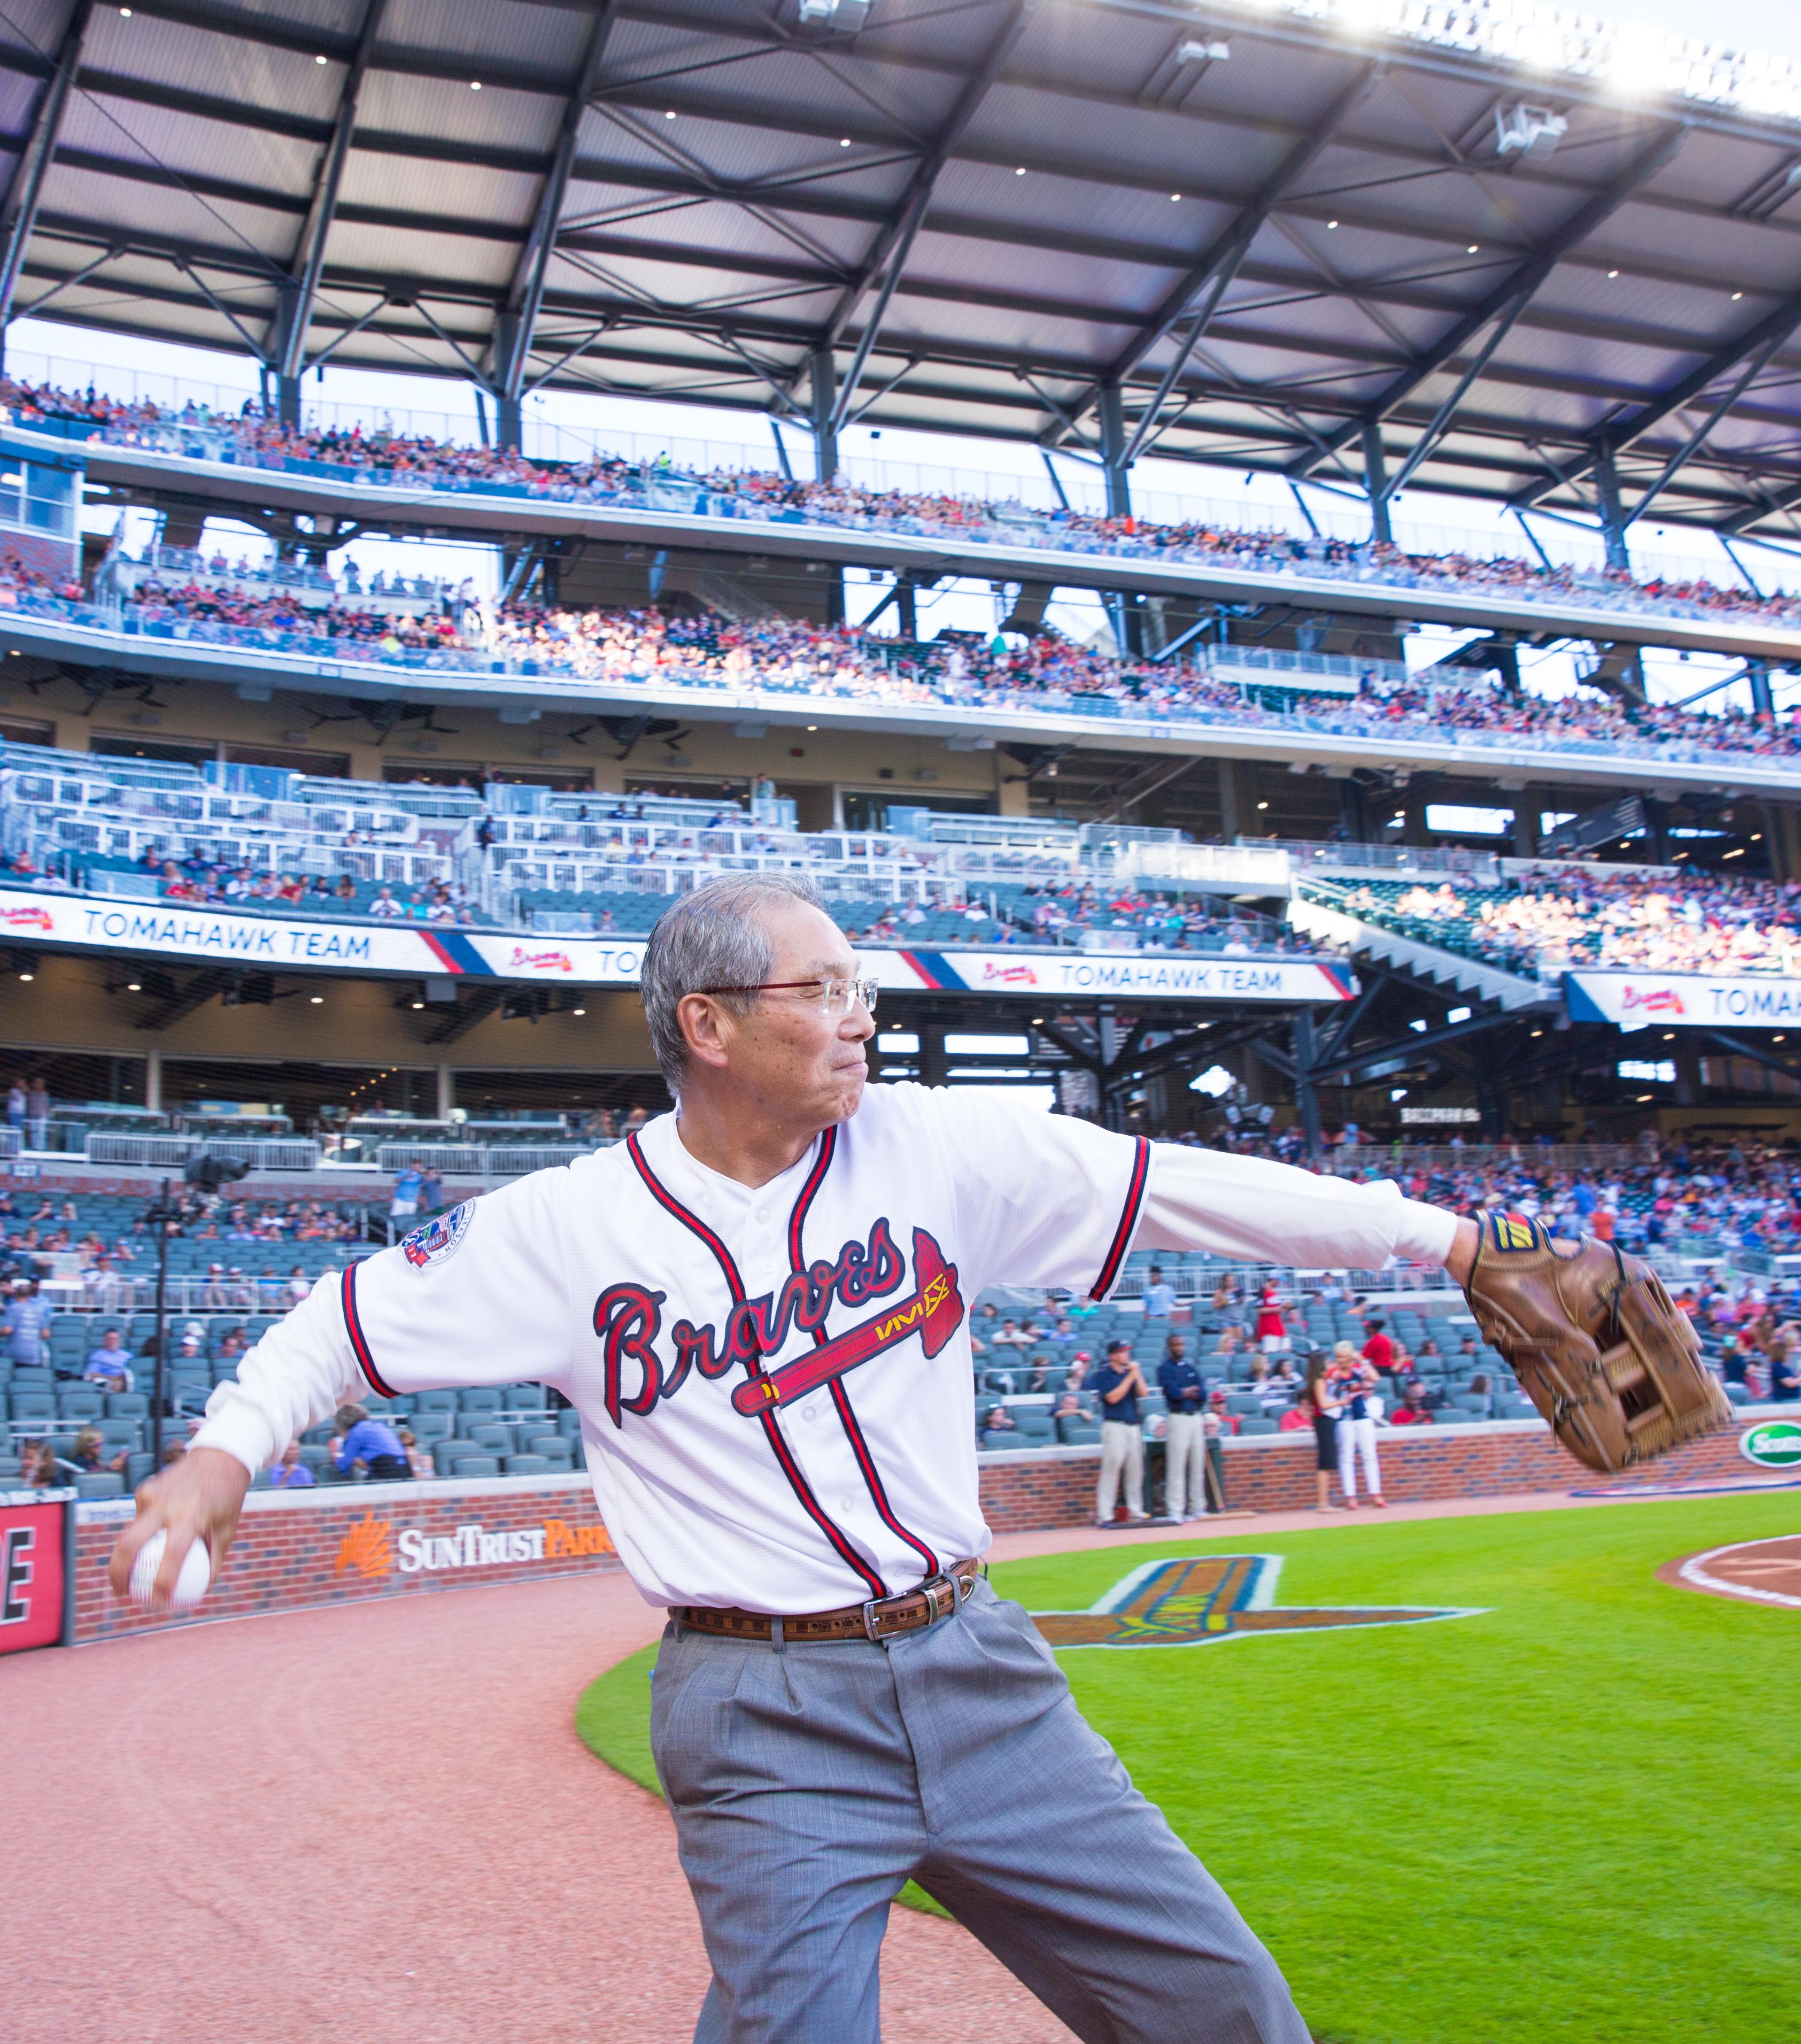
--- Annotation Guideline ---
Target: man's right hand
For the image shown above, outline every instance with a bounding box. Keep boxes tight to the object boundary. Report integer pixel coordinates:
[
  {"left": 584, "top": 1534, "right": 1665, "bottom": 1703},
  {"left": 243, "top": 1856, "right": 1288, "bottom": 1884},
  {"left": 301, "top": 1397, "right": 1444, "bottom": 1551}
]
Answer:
[{"left": 107, "top": 1446, "right": 251, "bottom": 1607}]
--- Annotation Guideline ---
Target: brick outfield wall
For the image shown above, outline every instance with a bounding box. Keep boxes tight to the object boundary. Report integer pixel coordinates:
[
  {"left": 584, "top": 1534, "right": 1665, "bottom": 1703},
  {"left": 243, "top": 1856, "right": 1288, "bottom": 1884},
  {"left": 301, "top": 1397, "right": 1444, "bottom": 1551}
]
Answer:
[{"left": 71, "top": 1416, "right": 1782, "bottom": 1642}]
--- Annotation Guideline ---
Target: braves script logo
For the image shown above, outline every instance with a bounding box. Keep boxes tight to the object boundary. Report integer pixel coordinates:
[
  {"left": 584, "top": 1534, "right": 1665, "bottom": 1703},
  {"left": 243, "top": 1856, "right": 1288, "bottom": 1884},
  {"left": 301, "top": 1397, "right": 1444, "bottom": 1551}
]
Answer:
[
  {"left": 0, "top": 906, "right": 52, "bottom": 932},
  {"left": 1031, "top": 1556, "right": 1481, "bottom": 1648},
  {"left": 592, "top": 1220, "right": 963, "bottom": 1428},
  {"left": 979, "top": 961, "right": 1042, "bottom": 986},
  {"left": 507, "top": 945, "right": 575, "bottom": 974},
  {"left": 1622, "top": 984, "right": 1687, "bottom": 1017}
]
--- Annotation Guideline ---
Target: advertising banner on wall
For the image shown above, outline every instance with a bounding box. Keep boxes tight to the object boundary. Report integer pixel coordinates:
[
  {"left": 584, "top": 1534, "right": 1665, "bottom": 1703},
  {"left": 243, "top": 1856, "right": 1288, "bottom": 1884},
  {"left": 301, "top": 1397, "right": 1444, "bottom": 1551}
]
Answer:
[
  {"left": 0, "top": 888, "right": 648, "bottom": 985},
  {"left": 0, "top": 1490, "right": 70, "bottom": 1654},
  {"left": 0, "top": 889, "right": 1356, "bottom": 1002},
  {"left": 1564, "top": 970, "right": 1801, "bottom": 1031},
  {"left": 872, "top": 951, "right": 1358, "bottom": 1002}
]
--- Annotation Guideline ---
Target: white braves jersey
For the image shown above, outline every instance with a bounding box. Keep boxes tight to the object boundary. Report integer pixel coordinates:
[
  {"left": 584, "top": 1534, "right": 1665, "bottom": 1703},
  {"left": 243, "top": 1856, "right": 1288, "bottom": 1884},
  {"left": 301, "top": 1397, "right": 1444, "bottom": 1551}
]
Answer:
[{"left": 194, "top": 1086, "right": 1448, "bottom": 1611}]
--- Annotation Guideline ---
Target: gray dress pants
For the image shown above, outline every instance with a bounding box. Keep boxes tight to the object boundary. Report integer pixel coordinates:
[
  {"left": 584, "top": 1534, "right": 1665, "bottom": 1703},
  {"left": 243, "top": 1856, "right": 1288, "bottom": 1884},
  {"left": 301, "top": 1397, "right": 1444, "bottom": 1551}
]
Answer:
[{"left": 650, "top": 1578, "right": 1307, "bottom": 2044}]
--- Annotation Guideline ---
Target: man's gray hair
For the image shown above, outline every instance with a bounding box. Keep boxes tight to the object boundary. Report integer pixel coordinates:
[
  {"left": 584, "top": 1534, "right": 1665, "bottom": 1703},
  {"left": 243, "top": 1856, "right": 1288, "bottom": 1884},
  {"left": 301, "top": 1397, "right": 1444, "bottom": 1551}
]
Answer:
[{"left": 641, "top": 871, "right": 825, "bottom": 1085}]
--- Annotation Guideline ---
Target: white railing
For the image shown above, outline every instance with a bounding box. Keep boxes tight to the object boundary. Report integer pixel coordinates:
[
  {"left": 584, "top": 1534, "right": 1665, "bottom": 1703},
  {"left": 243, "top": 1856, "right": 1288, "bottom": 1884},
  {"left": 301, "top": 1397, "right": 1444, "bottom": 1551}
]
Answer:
[{"left": 86, "top": 1133, "right": 322, "bottom": 1170}]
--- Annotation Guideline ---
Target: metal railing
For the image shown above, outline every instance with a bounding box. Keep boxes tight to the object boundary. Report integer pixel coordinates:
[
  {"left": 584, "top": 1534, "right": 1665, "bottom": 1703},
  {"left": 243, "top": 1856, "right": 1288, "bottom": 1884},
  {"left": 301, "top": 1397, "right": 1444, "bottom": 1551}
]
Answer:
[{"left": 85, "top": 1133, "right": 322, "bottom": 1170}]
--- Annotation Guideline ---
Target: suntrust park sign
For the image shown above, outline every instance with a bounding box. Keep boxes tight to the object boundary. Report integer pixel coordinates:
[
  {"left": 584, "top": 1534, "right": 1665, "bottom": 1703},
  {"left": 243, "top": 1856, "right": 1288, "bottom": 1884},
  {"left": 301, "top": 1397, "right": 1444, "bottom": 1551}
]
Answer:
[
  {"left": 332, "top": 1508, "right": 615, "bottom": 1579},
  {"left": 1565, "top": 970, "right": 1801, "bottom": 1029},
  {"left": 0, "top": 886, "right": 645, "bottom": 985}
]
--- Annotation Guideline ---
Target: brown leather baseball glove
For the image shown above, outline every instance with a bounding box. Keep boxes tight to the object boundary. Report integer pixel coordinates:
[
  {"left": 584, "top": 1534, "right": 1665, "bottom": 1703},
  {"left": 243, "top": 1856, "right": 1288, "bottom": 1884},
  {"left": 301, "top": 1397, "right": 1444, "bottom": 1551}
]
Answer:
[{"left": 1462, "top": 1211, "right": 1732, "bottom": 1472}]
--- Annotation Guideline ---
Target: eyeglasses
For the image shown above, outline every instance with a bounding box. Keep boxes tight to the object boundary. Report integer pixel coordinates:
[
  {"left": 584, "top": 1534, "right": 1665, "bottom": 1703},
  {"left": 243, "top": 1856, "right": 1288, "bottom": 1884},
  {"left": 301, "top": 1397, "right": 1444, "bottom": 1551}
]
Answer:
[{"left": 695, "top": 975, "right": 878, "bottom": 1016}]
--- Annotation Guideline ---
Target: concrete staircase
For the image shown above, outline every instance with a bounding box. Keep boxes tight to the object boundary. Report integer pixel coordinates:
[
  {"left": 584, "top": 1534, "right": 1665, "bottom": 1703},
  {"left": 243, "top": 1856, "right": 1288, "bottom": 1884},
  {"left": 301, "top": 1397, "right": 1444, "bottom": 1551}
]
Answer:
[{"left": 1289, "top": 885, "right": 1555, "bottom": 1013}]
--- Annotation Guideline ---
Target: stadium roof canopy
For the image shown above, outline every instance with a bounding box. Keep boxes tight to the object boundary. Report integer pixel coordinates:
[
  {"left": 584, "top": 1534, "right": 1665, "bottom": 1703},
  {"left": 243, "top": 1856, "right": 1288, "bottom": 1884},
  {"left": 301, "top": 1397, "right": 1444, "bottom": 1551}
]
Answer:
[{"left": 10, "top": 0, "right": 1801, "bottom": 544}]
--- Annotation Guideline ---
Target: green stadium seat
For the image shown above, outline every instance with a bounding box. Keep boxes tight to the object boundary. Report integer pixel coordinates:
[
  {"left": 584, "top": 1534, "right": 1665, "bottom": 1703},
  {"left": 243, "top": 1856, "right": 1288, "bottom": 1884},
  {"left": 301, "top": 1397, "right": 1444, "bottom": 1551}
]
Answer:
[
  {"left": 449, "top": 1454, "right": 500, "bottom": 1477},
  {"left": 502, "top": 1454, "right": 551, "bottom": 1474}
]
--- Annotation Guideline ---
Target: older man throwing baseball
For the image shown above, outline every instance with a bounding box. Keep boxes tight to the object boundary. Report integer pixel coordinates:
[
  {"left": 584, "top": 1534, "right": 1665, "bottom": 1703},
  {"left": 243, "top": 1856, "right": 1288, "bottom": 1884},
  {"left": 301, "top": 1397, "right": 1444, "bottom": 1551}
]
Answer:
[{"left": 118, "top": 872, "right": 1488, "bottom": 2043}]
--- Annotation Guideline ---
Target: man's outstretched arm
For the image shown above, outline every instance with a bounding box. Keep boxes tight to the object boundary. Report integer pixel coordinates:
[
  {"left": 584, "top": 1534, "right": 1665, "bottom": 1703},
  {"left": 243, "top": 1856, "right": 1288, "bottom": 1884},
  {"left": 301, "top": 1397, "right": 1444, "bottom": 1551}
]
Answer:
[{"left": 1133, "top": 1143, "right": 1478, "bottom": 1288}]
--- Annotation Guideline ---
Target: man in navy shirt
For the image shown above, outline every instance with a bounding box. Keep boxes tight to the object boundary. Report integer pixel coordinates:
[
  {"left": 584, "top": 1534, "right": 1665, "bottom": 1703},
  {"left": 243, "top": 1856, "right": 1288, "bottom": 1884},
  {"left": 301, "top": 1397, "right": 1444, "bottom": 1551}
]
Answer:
[
  {"left": 330, "top": 1403, "right": 412, "bottom": 1481},
  {"left": 1157, "top": 1332, "right": 1206, "bottom": 1522},
  {"left": 1094, "top": 1338, "right": 1149, "bottom": 1526}
]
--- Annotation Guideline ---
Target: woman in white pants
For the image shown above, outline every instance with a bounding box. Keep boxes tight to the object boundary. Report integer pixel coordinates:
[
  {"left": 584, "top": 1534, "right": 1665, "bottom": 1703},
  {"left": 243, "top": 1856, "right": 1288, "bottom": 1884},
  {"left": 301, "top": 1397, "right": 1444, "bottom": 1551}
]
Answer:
[{"left": 1330, "top": 1346, "right": 1385, "bottom": 1508}]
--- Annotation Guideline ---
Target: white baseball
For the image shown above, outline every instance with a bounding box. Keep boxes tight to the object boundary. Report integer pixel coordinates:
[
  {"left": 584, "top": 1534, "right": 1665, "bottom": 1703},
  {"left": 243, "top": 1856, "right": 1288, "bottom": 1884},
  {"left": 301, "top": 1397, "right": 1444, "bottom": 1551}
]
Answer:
[{"left": 128, "top": 1529, "right": 212, "bottom": 1610}]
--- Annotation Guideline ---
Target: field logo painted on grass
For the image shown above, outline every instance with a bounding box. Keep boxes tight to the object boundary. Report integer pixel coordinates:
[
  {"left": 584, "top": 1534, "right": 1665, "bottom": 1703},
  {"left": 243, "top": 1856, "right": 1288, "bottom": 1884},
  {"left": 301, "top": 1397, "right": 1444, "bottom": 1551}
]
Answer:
[
  {"left": 1031, "top": 1555, "right": 1482, "bottom": 1649},
  {"left": 1739, "top": 1419, "right": 1801, "bottom": 1471}
]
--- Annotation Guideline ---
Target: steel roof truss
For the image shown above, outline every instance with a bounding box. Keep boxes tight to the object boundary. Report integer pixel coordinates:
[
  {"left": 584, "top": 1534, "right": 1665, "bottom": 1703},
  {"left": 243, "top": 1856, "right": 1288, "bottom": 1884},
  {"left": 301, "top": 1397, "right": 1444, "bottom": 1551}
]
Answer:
[
  {"left": 274, "top": 0, "right": 387, "bottom": 387},
  {"left": 823, "top": 0, "right": 1031, "bottom": 440},
  {"left": 494, "top": 0, "right": 623, "bottom": 410},
  {"left": 0, "top": 0, "right": 94, "bottom": 345},
  {"left": 1292, "top": 121, "right": 1690, "bottom": 479}
]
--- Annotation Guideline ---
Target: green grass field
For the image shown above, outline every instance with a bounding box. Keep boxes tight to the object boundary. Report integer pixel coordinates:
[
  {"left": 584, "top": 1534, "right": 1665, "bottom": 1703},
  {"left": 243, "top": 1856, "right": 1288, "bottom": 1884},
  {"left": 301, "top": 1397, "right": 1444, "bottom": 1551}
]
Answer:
[{"left": 576, "top": 1495, "right": 1800, "bottom": 2044}]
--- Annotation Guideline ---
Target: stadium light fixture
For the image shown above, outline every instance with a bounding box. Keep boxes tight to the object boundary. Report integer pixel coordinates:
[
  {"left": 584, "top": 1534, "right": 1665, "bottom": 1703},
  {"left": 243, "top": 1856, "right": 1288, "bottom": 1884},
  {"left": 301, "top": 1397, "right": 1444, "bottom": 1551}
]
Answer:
[
  {"left": 127, "top": 981, "right": 141, "bottom": 992},
  {"left": 1277, "top": 0, "right": 1801, "bottom": 124},
  {"left": 310, "top": 996, "right": 323, "bottom": 1005},
  {"left": 470, "top": 80, "right": 482, "bottom": 90}
]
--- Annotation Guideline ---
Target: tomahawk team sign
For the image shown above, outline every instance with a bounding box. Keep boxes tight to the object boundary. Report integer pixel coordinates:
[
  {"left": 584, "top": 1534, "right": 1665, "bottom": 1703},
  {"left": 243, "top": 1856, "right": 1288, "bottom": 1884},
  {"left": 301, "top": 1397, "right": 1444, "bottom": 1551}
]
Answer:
[
  {"left": 0, "top": 887, "right": 1357, "bottom": 1002},
  {"left": 1565, "top": 969, "right": 1801, "bottom": 1029}
]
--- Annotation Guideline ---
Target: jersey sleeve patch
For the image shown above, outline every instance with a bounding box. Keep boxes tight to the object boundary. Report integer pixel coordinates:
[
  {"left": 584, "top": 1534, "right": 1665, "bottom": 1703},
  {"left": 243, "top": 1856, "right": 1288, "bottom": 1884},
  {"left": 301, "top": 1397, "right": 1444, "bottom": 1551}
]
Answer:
[{"left": 400, "top": 1199, "right": 475, "bottom": 1270}]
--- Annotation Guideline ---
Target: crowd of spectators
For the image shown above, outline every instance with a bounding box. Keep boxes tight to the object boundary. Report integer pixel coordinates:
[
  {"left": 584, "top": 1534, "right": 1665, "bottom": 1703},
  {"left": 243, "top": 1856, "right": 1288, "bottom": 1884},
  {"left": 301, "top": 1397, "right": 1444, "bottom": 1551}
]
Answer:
[
  {"left": 3, "top": 483, "right": 1800, "bottom": 766},
  {"left": 64, "top": 556, "right": 1801, "bottom": 767},
  {"left": 0, "top": 1182, "right": 379, "bottom": 1297},
  {"left": 1338, "top": 868, "right": 1801, "bottom": 976},
  {"left": 10, "top": 373, "right": 1801, "bottom": 634}
]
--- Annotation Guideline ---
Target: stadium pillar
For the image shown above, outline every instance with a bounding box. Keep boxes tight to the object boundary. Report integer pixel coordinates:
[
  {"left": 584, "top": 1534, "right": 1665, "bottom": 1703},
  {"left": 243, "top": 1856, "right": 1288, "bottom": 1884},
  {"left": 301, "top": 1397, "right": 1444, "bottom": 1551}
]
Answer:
[
  {"left": 1641, "top": 797, "right": 1670, "bottom": 866},
  {"left": 436, "top": 1063, "right": 454, "bottom": 1121},
  {"left": 895, "top": 576, "right": 917, "bottom": 636},
  {"left": 1097, "top": 385, "right": 1141, "bottom": 654},
  {"left": 810, "top": 348, "right": 838, "bottom": 481},
  {"left": 1097, "top": 387, "right": 1132, "bottom": 519},
  {"left": 1217, "top": 757, "right": 1241, "bottom": 842},
  {"left": 1511, "top": 798, "right": 1539, "bottom": 859},
  {"left": 1361, "top": 419, "right": 1393, "bottom": 545},
  {"left": 143, "top": 1047, "right": 161, "bottom": 1115},
  {"left": 496, "top": 394, "right": 522, "bottom": 454},
  {"left": 1490, "top": 638, "right": 1521, "bottom": 695},
  {"left": 1749, "top": 662, "right": 1775, "bottom": 716},
  {"left": 917, "top": 1025, "right": 948, "bottom": 1088},
  {"left": 276, "top": 372, "right": 302, "bottom": 430},
  {"left": 1592, "top": 442, "right": 1632, "bottom": 572},
  {"left": 1337, "top": 775, "right": 1369, "bottom": 843},
  {"left": 809, "top": 349, "right": 844, "bottom": 624},
  {"left": 1292, "top": 1009, "right": 1322, "bottom": 1158}
]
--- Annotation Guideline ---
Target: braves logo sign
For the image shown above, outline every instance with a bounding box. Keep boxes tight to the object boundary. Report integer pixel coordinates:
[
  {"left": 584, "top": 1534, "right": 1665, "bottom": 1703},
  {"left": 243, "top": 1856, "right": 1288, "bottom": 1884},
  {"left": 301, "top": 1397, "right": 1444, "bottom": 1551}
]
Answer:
[
  {"left": 1622, "top": 984, "right": 1687, "bottom": 1016},
  {"left": 507, "top": 945, "right": 575, "bottom": 974},
  {"left": 0, "top": 906, "right": 52, "bottom": 932},
  {"left": 592, "top": 1220, "right": 963, "bottom": 1428}
]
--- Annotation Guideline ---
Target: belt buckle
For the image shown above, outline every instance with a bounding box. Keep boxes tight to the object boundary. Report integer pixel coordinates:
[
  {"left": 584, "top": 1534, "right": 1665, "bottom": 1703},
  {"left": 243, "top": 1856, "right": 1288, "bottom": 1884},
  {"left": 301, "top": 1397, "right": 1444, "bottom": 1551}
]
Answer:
[{"left": 861, "top": 1596, "right": 886, "bottom": 1642}]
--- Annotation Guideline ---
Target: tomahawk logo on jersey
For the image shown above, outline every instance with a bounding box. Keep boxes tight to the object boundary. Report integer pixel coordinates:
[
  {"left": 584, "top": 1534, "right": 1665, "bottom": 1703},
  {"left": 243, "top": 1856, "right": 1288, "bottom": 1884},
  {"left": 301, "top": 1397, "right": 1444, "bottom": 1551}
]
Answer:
[{"left": 193, "top": 1083, "right": 1443, "bottom": 1613}]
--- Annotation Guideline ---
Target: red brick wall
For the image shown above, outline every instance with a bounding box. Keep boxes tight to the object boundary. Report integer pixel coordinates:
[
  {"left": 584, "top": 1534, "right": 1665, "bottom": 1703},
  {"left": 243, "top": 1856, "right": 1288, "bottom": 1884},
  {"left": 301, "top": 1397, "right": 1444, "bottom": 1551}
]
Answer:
[
  {"left": 74, "top": 1474, "right": 624, "bottom": 1644},
  {"left": 977, "top": 1415, "right": 1772, "bottom": 1524},
  {"left": 73, "top": 1418, "right": 1774, "bottom": 1641}
]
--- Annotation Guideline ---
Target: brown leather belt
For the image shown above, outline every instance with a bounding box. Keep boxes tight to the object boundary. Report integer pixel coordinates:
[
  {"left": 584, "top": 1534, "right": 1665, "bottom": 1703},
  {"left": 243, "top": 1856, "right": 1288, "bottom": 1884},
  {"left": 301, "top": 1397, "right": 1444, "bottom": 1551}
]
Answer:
[{"left": 675, "top": 1557, "right": 982, "bottom": 1644}]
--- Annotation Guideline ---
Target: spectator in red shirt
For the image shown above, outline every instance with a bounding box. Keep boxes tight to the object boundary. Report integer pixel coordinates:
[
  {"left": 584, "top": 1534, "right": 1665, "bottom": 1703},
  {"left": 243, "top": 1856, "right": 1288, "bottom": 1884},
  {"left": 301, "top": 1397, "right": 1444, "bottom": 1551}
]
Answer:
[
  {"left": 1388, "top": 1380, "right": 1435, "bottom": 1426},
  {"left": 1361, "top": 1320, "right": 1395, "bottom": 1375}
]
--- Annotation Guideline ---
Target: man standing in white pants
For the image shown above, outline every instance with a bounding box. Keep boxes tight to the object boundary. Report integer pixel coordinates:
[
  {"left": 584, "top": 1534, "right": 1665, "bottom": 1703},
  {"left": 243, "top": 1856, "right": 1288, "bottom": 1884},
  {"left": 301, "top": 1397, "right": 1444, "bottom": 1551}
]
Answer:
[
  {"left": 1094, "top": 1337, "right": 1149, "bottom": 1524},
  {"left": 1157, "top": 1331, "right": 1206, "bottom": 1522}
]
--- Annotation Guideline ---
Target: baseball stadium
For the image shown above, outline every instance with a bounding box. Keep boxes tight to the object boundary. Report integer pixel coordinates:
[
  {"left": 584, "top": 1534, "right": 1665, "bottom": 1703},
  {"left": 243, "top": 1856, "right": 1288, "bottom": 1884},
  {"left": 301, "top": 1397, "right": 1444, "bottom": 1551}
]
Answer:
[{"left": 2, "top": 0, "right": 1799, "bottom": 2037}]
